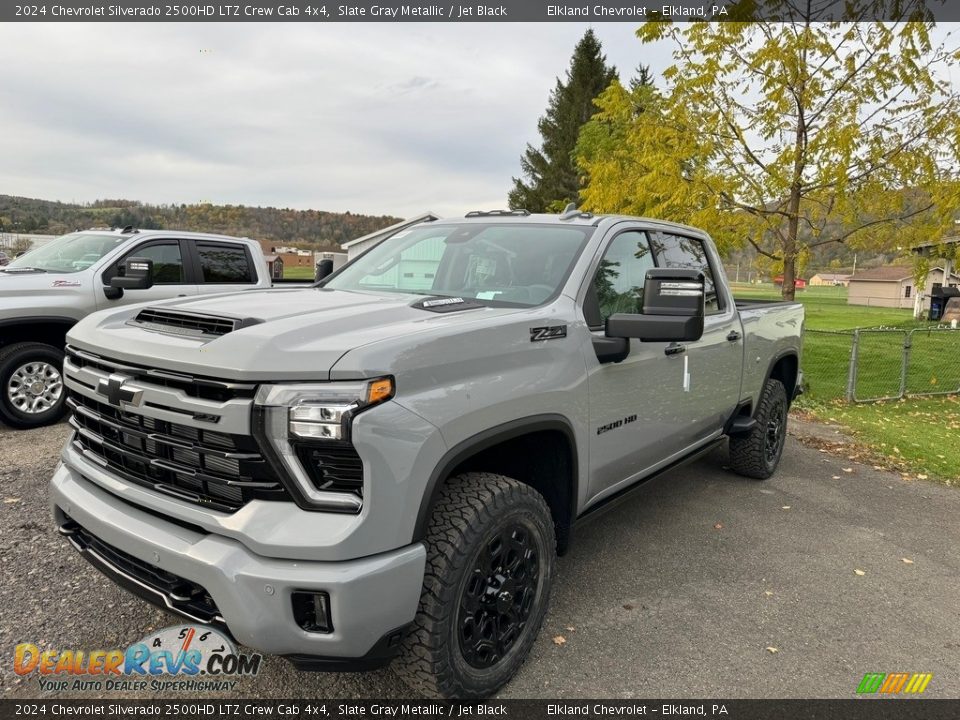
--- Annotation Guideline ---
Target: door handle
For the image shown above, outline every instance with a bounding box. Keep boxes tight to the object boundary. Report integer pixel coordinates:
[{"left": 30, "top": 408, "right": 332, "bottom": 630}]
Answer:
[
  {"left": 665, "top": 343, "right": 686, "bottom": 356},
  {"left": 727, "top": 330, "right": 742, "bottom": 342}
]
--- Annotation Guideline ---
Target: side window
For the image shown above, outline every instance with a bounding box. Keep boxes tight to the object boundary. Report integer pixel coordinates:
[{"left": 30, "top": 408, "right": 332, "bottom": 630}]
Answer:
[
  {"left": 103, "top": 242, "right": 184, "bottom": 285},
  {"left": 652, "top": 233, "right": 724, "bottom": 314},
  {"left": 196, "top": 243, "right": 255, "bottom": 284},
  {"left": 590, "top": 230, "right": 656, "bottom": 324}
]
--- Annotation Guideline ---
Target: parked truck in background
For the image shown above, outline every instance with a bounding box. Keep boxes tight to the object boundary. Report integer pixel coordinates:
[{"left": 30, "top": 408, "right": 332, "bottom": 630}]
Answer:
[
  {"left": 0, "top": 227, "right": 309, "bottom": 429},
  {"left": 50, "top": 210, "right": 803, "bottom": 698}
]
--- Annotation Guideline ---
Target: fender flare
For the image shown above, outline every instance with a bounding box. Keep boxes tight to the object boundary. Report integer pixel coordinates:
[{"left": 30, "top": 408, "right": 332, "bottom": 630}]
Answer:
[
  {"left": 763, "top": 349, "right": 800, "bottom": 402},
  {"left": 0, "top": 316, "right": 77, "bottom": 347},
  {"left": 412, "top": 413, "right": 579, "bottom": 543}
]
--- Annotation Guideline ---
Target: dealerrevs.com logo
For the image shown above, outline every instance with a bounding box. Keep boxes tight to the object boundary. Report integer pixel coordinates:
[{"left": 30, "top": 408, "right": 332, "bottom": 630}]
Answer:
[{"left": 14, "top": 625, "right": 262, "bottom": 693}]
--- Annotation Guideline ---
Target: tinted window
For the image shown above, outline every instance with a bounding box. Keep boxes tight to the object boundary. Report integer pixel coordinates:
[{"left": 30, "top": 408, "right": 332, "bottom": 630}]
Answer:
[
  {"left": 197, "top": 244, "right": 254, "bottom": 284},
  {"left": 652, "top": 233, "right": 723, "bottom": 313},
  {"left": 103, "top": 242, "right": 184, "bottom": 284},
  {"left": 592, "top": 231, "right": 656, "bottom": 322},
  {"left": 134, "top": 243, "right": 183, "bottom": 284}
]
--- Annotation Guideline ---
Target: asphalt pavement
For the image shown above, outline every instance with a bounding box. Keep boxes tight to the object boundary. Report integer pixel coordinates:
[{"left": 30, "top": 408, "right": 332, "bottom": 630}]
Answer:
[{"left": 2, "top": 418, "right": 958, "bottom": 699}]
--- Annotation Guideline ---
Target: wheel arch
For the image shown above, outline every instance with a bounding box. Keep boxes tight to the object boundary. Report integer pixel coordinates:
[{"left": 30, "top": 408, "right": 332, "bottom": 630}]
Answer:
[
  {"left": 413, "top": 414, "right": 579, "bottom": 555},
  {"left": 0, "top": 317, "right": 76, "bottom": 351},
  {"left": 765, "top": 351, "right": 799, "bottom": 406}
]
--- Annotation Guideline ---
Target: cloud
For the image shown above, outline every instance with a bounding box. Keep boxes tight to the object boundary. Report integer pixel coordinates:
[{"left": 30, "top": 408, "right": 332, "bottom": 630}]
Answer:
[{"left": 0, "top": 22, "right": 672, "bottom": 218}]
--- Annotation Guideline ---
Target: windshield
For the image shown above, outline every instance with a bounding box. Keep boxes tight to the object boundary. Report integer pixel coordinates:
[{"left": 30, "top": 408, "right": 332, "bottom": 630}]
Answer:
[
  {"left": 325, "top": 223, "right": 592, "bottom": 307},
  {"left": 5, "top": 232, "right": 127, "bottom": 273}
]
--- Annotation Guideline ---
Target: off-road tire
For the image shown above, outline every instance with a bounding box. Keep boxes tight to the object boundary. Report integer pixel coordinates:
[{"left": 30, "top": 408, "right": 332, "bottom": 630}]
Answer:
[
  {"left": 0, "top": 342, "right": 67, "bottom": 429},
  {"left": 396, "top": 473, "right": 555, "bottom": 699},
  {"left": 728, "top": 378, "right": 788, "bottom": 480}
]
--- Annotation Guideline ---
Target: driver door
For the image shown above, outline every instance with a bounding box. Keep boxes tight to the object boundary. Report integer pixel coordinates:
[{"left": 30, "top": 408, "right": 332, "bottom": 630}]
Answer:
[
  {"left": 583, "top": 228, "right": 690, "bottom": 502},
  {"left": 96, "top": 239, "right": 197, "bottom": 309}
]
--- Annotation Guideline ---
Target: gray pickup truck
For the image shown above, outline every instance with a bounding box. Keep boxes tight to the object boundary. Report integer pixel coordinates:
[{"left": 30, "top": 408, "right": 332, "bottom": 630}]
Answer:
[
  {"left": 50, "top": 210, "right": 803, "bottom": 698},
  {"left": 0, "top": 228, "right": 302, "bottom": 429}
]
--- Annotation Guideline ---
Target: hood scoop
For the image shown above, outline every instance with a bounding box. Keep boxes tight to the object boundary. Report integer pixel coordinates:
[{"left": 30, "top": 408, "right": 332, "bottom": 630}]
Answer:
[{"left": 129, "top": 307, "right": 263, "bottom": 338}]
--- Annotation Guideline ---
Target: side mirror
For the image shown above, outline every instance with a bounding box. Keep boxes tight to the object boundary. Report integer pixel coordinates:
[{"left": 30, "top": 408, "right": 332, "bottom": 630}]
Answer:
[
  {"left": 606, "top": 269, "right": 705, "bottom": 343},
  {"left": 110, "top": 257, "right": 154, "bottom": 291},
  {"left": 315, "top": 258, "right": 334, "bottom": 282}
]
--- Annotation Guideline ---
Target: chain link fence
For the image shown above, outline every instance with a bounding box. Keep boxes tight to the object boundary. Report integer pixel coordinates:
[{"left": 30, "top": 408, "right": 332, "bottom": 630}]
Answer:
[{"left": 801, "top": 327, "right": 960, "bottom": 403}]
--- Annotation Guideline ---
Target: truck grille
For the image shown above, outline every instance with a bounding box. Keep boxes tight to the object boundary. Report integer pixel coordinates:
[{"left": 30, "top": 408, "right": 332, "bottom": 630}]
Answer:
[
  {"left": 67, "top": 390, "right": 288, "bottom": 512},
  {"left": 65, "top": 345, "right": 255, "bottom": 403}
]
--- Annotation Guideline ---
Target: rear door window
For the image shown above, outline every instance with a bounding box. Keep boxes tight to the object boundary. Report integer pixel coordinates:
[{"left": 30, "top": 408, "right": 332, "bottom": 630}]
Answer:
[{"left": 196, "top": 243, "right": 255, "bottom": 284}]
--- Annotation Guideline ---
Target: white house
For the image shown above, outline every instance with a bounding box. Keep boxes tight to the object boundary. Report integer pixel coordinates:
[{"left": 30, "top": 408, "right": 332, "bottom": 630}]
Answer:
[{"left": 341, "top": 211, "right": 439, "bottom": 261}]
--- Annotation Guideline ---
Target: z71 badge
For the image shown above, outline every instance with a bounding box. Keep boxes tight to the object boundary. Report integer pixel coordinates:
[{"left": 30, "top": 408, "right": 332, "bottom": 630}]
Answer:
[{"left": 530, "top": 326, "right": 567, "bottom": 342}]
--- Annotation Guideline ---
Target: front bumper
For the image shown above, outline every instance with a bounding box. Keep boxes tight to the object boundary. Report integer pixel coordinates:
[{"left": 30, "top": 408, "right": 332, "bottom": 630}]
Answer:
[{"left": 50, "top": 462, "right": 426, "bottom": 662}]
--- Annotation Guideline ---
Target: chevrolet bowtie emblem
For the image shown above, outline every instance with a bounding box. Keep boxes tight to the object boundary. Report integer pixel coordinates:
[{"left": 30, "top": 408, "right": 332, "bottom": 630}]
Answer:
[{"left": 96, "top": 373, "right": 145, "bottom": 407}]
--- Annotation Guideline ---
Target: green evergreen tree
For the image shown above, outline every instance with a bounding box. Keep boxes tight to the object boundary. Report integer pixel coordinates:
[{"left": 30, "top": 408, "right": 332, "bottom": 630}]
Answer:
[{"left": 508, "top": 29, "right": 617, "bottom": 213}]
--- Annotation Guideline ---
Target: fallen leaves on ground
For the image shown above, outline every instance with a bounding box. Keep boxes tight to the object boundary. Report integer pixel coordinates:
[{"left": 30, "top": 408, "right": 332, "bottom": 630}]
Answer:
[
  {"left": 854, "top": 569, "right": 866, "bottom": 576},
  {"left": 714, "top": 522, "right": 724, "bottom": 530},
  {"left": 552, "top": 635, "right": 566, "bottom": 646},
  {"left": 766, "top": 647, "right": 779, "bottom": 654},
  {"left": 4, "top": 498, "right": 20, "bottom": 504},
  {"left": 902, "top": 558, "right": 914, "bottom": 564}
]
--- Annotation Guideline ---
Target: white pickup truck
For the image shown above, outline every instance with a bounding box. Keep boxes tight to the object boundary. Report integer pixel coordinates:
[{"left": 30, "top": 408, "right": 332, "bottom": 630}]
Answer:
[{"left": 0, "top": 227, "right": 311, "bottom": 429}]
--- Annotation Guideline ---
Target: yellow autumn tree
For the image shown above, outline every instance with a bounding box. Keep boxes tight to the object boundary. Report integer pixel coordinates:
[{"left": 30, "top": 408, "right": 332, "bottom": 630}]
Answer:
[{"left": 577, "top": 9, "right": 960, "bottom": 299}]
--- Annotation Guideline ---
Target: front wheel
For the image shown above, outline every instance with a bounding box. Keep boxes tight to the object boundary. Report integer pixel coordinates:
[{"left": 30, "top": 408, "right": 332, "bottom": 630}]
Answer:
[
  {"left": 728, "top": 378, "right": 788, "bottom": 480},
  {"left": 0, "top": 342, "right": 67, "bottom": 429},
  {"left": 396, "top": 473, "right": 555, "bottom": 699}
]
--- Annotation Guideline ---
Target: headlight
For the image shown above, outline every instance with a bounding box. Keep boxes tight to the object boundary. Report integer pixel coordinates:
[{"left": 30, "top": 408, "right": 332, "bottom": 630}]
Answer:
[{"left": 253, "top": 378, "right": 394, "bottom": 512}]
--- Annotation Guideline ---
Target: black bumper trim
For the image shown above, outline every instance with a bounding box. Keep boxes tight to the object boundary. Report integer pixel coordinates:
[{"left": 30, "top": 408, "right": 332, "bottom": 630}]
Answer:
[{"left": 284, "top": 623, "right": 414, "bottom": 673}]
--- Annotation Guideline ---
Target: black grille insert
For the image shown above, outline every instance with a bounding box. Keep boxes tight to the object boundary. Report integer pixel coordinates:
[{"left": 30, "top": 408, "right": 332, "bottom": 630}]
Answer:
[
  {"left": 68, "top": 390, "right": 288, "bottom": 512},
  {"left": 60, "top": 517, "right": 224, "bottom": 627},
  {"left": 295, "top": 444, "right": 364, "bottom": 497}
]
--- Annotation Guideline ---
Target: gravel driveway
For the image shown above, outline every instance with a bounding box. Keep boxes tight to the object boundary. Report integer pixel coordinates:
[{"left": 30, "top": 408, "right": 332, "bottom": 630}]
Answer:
[{"left": 2, "top": 418, "right": 958, "bottom": 698}]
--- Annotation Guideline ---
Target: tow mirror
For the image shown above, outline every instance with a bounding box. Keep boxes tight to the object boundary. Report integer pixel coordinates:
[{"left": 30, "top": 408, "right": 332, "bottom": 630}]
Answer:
[
  {"left": 110, "top": 257, "right": 154, "bottom": 291},
  {"left": 105, "top": 257, "right": 154, "bottom": 300},
  {"left": 315, "top": 258, "right": 334, "bottom": 282},
  {"left": 606, "top": 269, "right": 705, "bottom": 343}
]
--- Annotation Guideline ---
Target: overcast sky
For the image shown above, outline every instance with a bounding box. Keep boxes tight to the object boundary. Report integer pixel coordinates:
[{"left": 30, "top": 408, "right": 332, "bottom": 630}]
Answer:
[{"left": 0, "top": 23, "right": 673, "bottom": 218}]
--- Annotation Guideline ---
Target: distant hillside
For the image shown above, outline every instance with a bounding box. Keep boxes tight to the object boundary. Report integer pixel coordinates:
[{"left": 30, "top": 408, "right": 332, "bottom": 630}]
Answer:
[{"left": 0, "top": 195, "right": 401, "bottom": 251}]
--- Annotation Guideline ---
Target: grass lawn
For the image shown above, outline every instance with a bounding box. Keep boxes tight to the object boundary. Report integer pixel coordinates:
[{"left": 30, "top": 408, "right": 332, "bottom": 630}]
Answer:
[
  {"left": 800, "top": 396, "right": 960, "bottom": 485},
  {"left": 730, "top": 282, "right": 930, "bottom": 331},
  {"left": 734, "top": 283, "right": 960, "bottom": 485},
  {"left": 282, "top": 265, "right": 316, "bottom": 279}
]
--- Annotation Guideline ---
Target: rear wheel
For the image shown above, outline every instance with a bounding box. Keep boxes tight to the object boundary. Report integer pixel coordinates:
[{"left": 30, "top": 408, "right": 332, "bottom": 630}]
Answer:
[
  {"left": 0, "top": 342, "right": 67, "bottom": 429},
  {"left": 396, "top": 472, "right": 555, "bottom": 698},
  {"left": 728, "top": 378, "right": 788, "bottom": 480}
]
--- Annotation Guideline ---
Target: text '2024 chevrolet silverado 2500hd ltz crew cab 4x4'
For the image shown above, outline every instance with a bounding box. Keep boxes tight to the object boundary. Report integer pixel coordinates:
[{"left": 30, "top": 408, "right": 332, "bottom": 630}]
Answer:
[
  {"left": 50, "top": 210, "right": 803, "bottom": 698},
  {"left": 0, "top": 227, "right": 312, "bottom": 430}
]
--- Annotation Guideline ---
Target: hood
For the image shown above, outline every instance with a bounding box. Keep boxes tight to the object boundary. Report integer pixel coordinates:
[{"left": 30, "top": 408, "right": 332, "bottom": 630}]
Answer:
[
  {"left": 66, "top": 287, "right": 523, "bottom": 381},
  {"left": 0, "top": 270, "right": 91, "bottom": 321}
]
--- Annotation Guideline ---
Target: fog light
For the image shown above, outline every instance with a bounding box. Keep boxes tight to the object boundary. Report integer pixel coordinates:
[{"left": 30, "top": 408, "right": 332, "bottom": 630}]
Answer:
[{"left": 292, "top": 591, "right": 333, "bottom": 633}]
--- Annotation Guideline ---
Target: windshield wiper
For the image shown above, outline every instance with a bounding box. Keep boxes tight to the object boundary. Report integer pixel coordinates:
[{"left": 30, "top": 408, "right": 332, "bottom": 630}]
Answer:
[{"left": 2, "top": 266, "right": 47, "bottom": 273}]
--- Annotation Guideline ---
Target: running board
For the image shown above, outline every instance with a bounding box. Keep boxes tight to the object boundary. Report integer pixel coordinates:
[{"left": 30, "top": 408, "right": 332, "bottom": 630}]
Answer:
[{"left": 574, "top": 437, "right": 725, "bottom": 530}]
